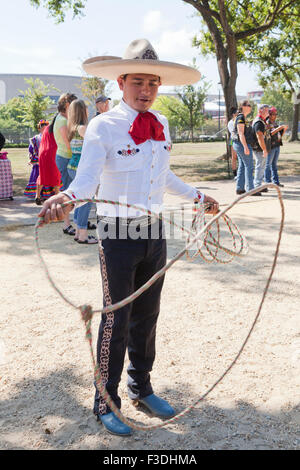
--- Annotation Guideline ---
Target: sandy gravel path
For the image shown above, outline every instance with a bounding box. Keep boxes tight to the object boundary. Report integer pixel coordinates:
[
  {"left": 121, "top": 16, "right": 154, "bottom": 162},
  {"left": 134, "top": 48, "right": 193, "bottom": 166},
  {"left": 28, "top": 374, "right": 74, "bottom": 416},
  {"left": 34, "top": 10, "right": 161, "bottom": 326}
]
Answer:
[{"left": 0, "top": 179, "right": 299, "bottom": 450}]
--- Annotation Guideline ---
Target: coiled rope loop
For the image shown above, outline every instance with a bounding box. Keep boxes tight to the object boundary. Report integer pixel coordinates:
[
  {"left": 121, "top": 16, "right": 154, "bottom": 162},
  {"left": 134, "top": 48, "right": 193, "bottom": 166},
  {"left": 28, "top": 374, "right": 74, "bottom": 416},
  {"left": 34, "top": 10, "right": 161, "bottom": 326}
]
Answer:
[{"left": 34, "top": 183, "right": 284, "bottom": 431}]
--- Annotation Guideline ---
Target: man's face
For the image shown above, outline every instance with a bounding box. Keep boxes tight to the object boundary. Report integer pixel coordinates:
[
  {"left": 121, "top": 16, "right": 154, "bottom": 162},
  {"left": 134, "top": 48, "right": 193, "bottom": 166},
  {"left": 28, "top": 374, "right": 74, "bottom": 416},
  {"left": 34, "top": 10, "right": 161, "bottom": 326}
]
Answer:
[
  {"left": 260, "top": 107, "right": 269, "bottom": 119},
  {"left": 117, "top": 73, "right": 161, "bottom": 112},
  {"left": 96, "top": 100, "right": 109, "bottom": 114}
]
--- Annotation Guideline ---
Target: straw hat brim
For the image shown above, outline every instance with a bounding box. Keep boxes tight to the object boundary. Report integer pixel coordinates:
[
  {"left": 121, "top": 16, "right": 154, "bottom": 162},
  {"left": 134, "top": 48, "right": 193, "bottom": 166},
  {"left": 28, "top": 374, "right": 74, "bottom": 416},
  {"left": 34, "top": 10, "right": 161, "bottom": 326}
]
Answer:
[{"left": 82, "top": 56, "right": 201, "bottom": 86}]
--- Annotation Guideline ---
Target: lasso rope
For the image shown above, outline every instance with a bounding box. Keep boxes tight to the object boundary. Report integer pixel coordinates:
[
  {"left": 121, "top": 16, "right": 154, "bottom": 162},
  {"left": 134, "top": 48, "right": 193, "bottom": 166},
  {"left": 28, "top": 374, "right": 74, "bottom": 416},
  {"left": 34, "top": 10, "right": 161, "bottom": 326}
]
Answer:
[{"left": 34, "top": 183, "right": 284, "bottom": 431}]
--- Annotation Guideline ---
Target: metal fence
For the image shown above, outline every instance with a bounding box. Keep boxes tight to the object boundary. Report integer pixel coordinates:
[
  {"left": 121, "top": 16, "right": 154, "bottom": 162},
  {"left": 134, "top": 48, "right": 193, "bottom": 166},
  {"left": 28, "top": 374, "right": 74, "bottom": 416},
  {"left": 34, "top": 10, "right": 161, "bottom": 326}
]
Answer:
[
  {"left": 170, "top": 125, "right": 227, "bottom": 143},
  {"left": 2, "top": 121, "right": 297, "bottom": 145},
  {"left": 1, "top": 127, "right": 34, "bottom": 145}
]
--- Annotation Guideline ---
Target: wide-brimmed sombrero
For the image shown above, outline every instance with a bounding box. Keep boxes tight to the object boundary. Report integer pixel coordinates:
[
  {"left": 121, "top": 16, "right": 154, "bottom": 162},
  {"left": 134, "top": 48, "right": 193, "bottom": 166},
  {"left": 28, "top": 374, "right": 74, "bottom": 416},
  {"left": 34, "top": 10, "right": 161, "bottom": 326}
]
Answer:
[{"left": 82, "top": 39, "right": 201, "bottom": 86}]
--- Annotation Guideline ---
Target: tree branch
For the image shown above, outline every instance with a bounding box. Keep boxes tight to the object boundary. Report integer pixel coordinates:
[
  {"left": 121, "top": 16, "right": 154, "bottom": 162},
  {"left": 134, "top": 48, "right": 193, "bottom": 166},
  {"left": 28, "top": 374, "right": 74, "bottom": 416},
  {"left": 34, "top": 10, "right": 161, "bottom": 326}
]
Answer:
[
  {"left": 183, "top": 0, "right": 222, "bottom": 23},
  {"left": 235, "top": 0, "right": 296, "bottom": 40}
]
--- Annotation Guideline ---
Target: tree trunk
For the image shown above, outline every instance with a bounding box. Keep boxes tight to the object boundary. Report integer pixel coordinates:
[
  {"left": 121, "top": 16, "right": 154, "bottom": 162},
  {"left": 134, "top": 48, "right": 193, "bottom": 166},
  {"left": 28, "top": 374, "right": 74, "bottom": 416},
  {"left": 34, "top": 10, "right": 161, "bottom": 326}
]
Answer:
[
  {"left": 190, "top": 109, "right": 194, "bottom": 142},
  {"left": 188, "top": 1, "right": 239, "bottom": 122},
  {"left": 290, "top": 103, "right": 299, "bottom": 141},
  {"left": 222, "top": 78, "right": 238, "bottom": 122}
]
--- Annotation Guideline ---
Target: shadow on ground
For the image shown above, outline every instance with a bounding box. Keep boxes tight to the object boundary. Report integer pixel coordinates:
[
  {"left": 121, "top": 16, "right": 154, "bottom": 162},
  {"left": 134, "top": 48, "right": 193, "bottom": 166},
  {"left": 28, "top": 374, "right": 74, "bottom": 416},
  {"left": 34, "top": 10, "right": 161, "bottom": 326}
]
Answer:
[{"left": 0, "top": 367, "right": 299, "bottom": 450}]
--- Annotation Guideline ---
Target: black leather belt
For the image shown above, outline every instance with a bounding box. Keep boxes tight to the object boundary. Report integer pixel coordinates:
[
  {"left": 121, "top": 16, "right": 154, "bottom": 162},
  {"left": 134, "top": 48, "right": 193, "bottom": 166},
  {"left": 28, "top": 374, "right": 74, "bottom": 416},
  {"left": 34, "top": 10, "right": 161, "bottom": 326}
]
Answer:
[{"left": 97, "top": 215, "right": 161, "bottom": 227}]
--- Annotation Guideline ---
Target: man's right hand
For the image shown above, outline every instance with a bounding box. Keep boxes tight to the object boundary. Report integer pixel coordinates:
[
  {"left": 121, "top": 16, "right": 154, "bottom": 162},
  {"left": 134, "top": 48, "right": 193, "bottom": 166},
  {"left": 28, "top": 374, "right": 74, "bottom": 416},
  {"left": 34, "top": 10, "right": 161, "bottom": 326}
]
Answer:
[
  {"left": 244, "top": 146, "right": 250, "bottom": 155},
  {"left": 38, "top": 193, "right": 74, "bottom": 225}
]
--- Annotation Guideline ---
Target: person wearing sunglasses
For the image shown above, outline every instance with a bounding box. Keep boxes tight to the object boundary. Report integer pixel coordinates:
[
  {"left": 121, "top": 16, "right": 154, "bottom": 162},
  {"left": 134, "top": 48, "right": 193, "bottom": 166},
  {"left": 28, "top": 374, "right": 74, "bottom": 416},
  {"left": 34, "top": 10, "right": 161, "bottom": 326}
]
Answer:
[
  {"left": 252, "top": 104, "right": 271, "bottom": 192},
  {"left": 231, "top": 101, "right": 261, "bottom": 196}
]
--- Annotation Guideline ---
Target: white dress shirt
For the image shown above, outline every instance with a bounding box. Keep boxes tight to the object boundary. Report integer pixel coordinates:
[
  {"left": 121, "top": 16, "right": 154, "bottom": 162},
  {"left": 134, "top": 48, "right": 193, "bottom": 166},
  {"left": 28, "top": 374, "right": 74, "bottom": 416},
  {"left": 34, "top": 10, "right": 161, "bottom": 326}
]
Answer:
[
  {"left": 227, "top": 118, "right": 234, "bottom": 136},
  {"left": 64, "top": 99, "right": 203, "bottom": 218}
]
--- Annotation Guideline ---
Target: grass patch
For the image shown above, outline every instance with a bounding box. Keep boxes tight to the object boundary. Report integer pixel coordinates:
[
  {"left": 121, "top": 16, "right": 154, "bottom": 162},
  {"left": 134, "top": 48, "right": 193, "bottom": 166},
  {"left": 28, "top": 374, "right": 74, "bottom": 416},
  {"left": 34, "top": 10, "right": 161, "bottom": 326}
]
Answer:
[{"left": 3, "top": 141, "right": 300, "bottom": 196}]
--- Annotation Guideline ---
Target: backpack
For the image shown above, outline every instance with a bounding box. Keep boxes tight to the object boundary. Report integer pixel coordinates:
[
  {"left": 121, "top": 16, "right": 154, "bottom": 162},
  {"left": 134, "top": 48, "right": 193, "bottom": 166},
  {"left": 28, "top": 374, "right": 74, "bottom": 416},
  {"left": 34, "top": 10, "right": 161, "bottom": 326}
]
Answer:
[{"left": 251, "top": 116, "right": 272, "bottom": 152}]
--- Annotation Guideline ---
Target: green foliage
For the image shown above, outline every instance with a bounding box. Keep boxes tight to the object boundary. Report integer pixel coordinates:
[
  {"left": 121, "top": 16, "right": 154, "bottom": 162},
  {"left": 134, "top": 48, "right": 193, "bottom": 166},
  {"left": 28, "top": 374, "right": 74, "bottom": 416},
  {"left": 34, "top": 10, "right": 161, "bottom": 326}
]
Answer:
[
  {"left": 29, "top": 0, "right": 86, "bottom": 22},
  {"left": 246, "top": 19, "right": 300, "bottom": 94},
  {"left": 184, "top": 0, "right": 298, "bottom": 117},
  {"left": 0, "top": 97, "right": 26, "bottom": 124},
  {"left": 18, "top": 78, "right": 56, "bottom": 131},
  {"left": 190, "top": 0, "right": 297, "bottom": 62},
  {"left": 261, "top": 88, "right": 293, "bottom": 122},
  {"left": 2, "top": 143, "right": 29, "bottom": 148},
  {"left": 78, "top": 76, "right": 112, "bottom": 107},
  {"left": 0, "top": 98, "right": 29, "bottom": 142},
  {"left": 153, "top": 75, "right": 210, "bottom": 140},
  {"left": 152, "top": 96, "right": 183, "bottom": 129}
]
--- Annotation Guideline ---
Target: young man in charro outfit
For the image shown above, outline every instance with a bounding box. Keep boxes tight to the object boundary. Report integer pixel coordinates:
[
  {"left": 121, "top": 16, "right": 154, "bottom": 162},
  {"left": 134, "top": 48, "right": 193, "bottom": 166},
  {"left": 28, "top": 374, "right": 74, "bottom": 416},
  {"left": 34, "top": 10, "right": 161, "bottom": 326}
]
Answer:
[{"left": 39, "top": 39, "right": 219, "bottom": 437}]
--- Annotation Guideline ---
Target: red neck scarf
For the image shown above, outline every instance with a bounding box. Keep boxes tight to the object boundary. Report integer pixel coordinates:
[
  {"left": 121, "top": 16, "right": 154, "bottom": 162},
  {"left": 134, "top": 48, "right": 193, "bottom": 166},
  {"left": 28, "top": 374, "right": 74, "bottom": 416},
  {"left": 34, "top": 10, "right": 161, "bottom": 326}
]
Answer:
[
  {"left": 258, "top": 113, "right": 267, "bottom": 122},
  {"left": 129, "top": 111, "right": 165, "bottom": 145}
]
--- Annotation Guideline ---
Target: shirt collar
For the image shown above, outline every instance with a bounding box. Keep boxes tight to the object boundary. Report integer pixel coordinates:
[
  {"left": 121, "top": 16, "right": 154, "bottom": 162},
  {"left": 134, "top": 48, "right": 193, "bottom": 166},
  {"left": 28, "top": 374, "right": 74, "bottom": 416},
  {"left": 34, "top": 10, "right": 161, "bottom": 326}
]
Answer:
[{"left": 119, "top": 99, "right": 140, "bottom": 119}]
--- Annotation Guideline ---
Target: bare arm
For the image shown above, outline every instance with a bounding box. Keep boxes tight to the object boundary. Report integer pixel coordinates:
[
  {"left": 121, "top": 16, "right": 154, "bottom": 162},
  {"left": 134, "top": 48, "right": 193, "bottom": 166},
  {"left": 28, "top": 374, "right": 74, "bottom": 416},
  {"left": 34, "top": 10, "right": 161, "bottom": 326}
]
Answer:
[
  {"left": 237, "top": 123, "right": 249, "bottom": 155},
  {"left": 77, "top": 125, "right": 87, "bottom": 138},
  {"left": 271, "top": 125, "right": 288, "bottom": 136},
  {"left": 256, "top": 131, "right": 268, "bottom": 157}
]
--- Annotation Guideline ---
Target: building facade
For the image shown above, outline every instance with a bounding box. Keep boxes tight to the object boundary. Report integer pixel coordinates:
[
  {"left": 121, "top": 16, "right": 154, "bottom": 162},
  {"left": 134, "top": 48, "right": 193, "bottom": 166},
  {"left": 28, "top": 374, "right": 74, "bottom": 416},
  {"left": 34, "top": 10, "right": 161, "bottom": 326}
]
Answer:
[
  {"left": 247, "top": 90, "right": 264, "bottom": 105},
  {"left": 0, "top": 73, "right": 84, "bottom": 105}
]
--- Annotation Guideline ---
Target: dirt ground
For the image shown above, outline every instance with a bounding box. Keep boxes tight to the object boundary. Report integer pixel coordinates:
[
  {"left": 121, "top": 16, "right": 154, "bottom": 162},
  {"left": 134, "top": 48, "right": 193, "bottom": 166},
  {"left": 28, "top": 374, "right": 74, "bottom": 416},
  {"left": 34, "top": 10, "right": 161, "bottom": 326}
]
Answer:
[{"left": 0, "top": 181, "right": 299, "bottom": 450}]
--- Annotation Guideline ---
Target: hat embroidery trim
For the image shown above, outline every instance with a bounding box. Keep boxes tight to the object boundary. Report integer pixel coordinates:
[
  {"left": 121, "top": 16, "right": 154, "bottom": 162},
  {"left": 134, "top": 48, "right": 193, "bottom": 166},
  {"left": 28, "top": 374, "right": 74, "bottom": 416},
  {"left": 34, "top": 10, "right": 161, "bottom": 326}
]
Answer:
[{"left": 141, "top": 49, "right": 158, "bottom": 60}]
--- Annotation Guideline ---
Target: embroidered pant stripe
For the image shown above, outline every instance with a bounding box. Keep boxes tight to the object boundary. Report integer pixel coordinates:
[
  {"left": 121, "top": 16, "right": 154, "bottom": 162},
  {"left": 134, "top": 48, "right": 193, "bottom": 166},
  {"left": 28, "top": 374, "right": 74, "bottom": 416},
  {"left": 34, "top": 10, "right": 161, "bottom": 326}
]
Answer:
[{"left": 97, "top": 240, "right": 114, "bottom": 415}]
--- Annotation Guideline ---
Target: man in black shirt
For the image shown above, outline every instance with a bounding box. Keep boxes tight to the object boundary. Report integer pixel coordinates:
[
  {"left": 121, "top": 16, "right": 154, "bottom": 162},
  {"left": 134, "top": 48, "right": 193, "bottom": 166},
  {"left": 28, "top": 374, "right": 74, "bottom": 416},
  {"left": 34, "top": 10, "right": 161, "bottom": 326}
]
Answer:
[{"left": 252, "top": 104, "right": 270, "bottom": 191}]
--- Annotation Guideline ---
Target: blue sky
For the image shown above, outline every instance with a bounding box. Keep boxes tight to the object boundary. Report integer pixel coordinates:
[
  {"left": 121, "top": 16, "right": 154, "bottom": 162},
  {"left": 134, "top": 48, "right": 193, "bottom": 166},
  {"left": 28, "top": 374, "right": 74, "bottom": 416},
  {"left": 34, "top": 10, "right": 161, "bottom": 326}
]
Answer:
[{"left": 1, "top": 0, "right": 261, "bottom": 98}]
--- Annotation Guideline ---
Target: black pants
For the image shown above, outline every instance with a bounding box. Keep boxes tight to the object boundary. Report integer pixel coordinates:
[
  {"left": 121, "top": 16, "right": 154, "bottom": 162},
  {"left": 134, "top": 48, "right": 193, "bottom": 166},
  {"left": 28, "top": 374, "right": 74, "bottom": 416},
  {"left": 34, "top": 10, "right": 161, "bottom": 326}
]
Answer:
[{"left": 94, "top": 218, "right": 166, "bottom": 415}]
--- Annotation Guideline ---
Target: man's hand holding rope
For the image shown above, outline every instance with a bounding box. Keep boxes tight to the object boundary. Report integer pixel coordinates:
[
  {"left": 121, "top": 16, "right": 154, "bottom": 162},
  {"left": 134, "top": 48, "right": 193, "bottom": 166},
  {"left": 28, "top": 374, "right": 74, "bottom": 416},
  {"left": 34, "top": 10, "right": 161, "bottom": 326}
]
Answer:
[
  {"left": 198, "top": 195, "right": 219, "bottom": 214},
  {"left": 38, "top": 193, "right": 74, "bottom": 225}
]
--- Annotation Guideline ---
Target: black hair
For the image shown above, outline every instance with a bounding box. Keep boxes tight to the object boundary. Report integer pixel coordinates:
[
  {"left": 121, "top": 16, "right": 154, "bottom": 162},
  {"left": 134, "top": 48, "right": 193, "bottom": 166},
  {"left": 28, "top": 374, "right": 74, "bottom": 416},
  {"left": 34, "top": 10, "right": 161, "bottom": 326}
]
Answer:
[
  {"left": 0, "top": 132, "right": 5, "bottom": 151},
  {"left": 230, "top": 106, "right": 238, "bottom": 115},
  {"left": 48, "top": 114, "right": 58, "bottom": 134},
  {"left": 121, "top": 74, "right": 161, "bottom": 81}
]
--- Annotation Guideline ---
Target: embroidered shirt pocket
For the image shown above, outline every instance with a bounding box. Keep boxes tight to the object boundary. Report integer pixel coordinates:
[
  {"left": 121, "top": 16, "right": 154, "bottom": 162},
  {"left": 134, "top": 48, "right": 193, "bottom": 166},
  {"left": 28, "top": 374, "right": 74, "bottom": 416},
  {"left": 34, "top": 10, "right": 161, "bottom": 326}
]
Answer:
[{"left": 106, "top": 143, "right": 143, "bottom": 172}]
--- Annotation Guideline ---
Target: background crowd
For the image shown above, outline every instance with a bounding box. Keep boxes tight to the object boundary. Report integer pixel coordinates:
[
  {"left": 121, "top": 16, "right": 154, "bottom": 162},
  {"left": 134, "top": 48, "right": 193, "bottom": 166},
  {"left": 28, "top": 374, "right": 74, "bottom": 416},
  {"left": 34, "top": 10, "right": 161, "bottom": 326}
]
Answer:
[
  {"left": 22, "top": 92, "right": 111, "bottom": 244},
  {"left": 1, "top": 95, "right": 289, "bottom": 226},
  {"left": 227, "top": 102, "right": 288, "bottom": 196}
]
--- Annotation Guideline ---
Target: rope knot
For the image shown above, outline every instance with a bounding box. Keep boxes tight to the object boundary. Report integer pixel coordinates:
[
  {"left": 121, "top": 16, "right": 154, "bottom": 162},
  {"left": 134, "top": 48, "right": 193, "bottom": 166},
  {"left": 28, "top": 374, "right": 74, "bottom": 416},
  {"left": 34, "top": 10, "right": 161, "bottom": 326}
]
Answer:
[{"left": 80, "top": 304, "right": 93, "bottom": 323}]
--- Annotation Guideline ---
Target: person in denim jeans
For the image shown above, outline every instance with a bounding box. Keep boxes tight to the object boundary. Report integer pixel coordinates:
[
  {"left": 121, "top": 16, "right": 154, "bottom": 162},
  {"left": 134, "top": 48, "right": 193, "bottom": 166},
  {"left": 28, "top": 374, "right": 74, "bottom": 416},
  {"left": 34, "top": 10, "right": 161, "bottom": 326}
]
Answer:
[
  {"left": 53, "top": 92, "right": 77, "bottom": 235},
  {"left": 252, "top": 104, "right": 270, "bottom": 192},
  {"left": 232, "top": 100, "right": 261, "bottom": 196},
  {"left": 264, "top": 107, "right": 288, "bottom": 187},
  {"left": 67, "top": 99, "right": 97, "bottom": 244}
]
